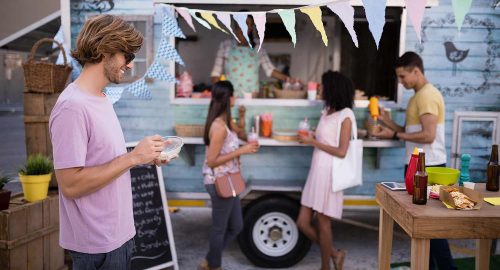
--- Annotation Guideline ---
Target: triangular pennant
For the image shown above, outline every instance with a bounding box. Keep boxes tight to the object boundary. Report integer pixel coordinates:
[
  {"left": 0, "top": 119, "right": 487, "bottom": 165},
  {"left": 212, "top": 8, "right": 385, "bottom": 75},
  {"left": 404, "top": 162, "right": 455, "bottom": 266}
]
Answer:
[
  {"left": 162, "top": 10, "right": 186, "bottom": 38},
  {"left": 233, "top": 13, "right": 252, "bottom": 48},
  {"left": 327, "top": 2, "right": 358, "bottom": 47},
  {"left": 215, "top": 12, "right": 241, "bottom": 43},
  {"left": 52, "top": 27, "right": 64, "bottom": 49},
  {"left": 157, "top": 38, "right": 185, "bottom": 66},
  {"left": 175, "top": 7, "right": 196, "bottom": 32},
  {"left": 200, "top": 11, "right": 227, "bottom": 33},
  {"left": 452, "top": 0, "right": 473, "bottom": 32},
  {"left": 300, "top": 7, "right": 328, "bottom": 46},
  {"left": 250, "top": 12, "right": 266, "bottom": 52},
  {"left": 146, "top": 61, "right": 177, "bottom": 83},
  {"left": 125, "top": 78, "right": 151, "bottom": 100},
  {"left": 278, "top": 9, "right": 297, "bottom": 47},
  {"left": 188, "top": 9, "right": 212, "bottom": 29},
  {"left": 406, "top": 0, "right": 427, "bottom": 42},
  {"left": 105, "top": 87, "right": 125, "bottom": 104},
  {"left": 362, "top": 0, "right": 387, "bottom": 49}
]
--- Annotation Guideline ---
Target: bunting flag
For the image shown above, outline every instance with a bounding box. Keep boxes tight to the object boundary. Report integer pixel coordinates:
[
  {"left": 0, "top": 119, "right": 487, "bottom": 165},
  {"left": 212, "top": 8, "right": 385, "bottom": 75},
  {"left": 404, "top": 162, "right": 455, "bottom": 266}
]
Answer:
[
  {"left": 125, "top": 78, "right": 151, "bottom": 99},
  {"left": 278, "top": 9, "right": 297, "bottom": 47},
  {"left": 53, "top": 26, "right": 81, "bottom": 80},
  {"left": 362, "top": 0, "right": 387, "bottom": 48},
  {"left": 327, "top": 2, "right": 358, "bottom": 47},
  {"left": 146, "top": 61, "right": 177, "bottom": 83},
  {"left": 200, "top": 11, "right": 227, "bottom": 33},
  {"left": 105, "top": 87, "right": 125, "bottom": 104},
  {"left": 188, "top": 9, "right": 212, "bottom": 29},
  {"left": 249, "top": 12, "right": 266, "bottom": 52},
  {"left": 300, "top": 6, "right": 328, "bottom": 46},
  {"left": 406, "top": 0, "right": 427, "bottom": 42},
  {"left": 175, "top": 7, "right": 196, "bottom": 32},
  {"left": 162, "top": 9, "right": 186, "bottom": 38},
  {"left": 233, "top": 13, "right": 252, "bottom": 48},
  {"left": 452, "top": 0, "right": 473, "bottom": 32},
  {"left": 157, "top": 38, "right": 185, "bottom": 66},
  {"left": 216, "top": 12, "right": 241, "bottom": 43}
]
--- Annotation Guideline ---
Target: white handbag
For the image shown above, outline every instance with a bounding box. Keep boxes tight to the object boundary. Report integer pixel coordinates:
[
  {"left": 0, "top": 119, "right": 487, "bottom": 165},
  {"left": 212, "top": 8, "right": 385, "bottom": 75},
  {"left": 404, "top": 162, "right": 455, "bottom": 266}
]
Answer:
[{"left": 331, "top": 110, "right": 363, "bottom": 192}]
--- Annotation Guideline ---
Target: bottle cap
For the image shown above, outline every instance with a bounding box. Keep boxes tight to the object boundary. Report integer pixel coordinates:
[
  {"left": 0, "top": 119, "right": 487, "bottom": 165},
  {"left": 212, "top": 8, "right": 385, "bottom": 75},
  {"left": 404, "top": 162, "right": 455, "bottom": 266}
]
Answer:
[{"left": 412, "top": 147, "right": 419, "bottom": 155}]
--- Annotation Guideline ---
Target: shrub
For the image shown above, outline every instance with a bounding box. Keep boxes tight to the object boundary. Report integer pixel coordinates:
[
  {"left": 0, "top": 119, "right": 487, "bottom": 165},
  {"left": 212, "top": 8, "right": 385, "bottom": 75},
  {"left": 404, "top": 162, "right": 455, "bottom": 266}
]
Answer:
[{"left": 19, "top": 154, "right": 53, "bottom": 175}]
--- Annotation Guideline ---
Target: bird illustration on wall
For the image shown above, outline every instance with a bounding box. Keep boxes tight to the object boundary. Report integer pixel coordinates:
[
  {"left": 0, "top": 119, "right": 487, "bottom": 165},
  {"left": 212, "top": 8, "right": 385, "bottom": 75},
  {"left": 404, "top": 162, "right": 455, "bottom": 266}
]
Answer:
[{"left": 444, "top": 41, "right": 469, "bottom": 76}]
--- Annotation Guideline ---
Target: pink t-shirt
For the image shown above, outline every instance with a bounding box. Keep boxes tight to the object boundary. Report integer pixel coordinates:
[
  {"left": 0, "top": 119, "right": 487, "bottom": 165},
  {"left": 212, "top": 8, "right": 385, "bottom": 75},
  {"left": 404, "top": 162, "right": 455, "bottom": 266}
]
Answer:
[{"left": 49, "top": 83, "right": 135, "bottom": 253}]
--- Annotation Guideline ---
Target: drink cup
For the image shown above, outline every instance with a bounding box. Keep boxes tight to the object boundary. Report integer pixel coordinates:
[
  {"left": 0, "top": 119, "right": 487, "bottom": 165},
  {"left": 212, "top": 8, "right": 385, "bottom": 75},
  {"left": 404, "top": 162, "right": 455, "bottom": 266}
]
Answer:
[
  {"left": 307, "top": 90, "right": 317, "bottom": 100},
  {"left": 248, "top": 132, "right": 259, "bottom": 146}
]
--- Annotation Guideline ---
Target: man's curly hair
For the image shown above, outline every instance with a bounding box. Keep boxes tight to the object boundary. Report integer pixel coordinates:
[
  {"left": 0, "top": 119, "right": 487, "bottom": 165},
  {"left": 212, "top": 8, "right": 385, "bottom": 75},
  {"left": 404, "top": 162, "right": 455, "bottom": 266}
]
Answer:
[{"left": 72, "top": 14, "right": 143, "bottom": 67}]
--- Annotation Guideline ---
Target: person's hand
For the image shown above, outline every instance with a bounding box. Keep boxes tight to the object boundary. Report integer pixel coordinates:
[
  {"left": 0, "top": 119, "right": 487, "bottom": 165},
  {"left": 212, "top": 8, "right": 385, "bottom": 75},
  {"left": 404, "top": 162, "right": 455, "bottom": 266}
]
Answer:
[
  {"left": 152, "top": 139, "right": 173, "bottom": 166},
  {"left": 239, "top": 143, "right": 259, "bottom": 155},
  {"left": 378, "top": 107, "right": 391, "bottom": 123},
  {"left": 130, "top": 135, "right": 165, "bottom": 165},
  {"left": 238, "top": 106, "right": 246, "bottom": 116},
  {"left": 372, "top": 125, "right": 395, "bottom": 139},
  {"left": 298, "top": 132, "right": 314, "bottom": 145}
]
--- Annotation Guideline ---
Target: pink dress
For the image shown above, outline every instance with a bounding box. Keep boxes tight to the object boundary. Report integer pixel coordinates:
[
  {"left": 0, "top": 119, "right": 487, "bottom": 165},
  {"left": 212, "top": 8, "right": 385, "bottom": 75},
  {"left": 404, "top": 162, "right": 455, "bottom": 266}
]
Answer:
[{"left": 300, "top": 108, "right": 355, "bottom": 219}]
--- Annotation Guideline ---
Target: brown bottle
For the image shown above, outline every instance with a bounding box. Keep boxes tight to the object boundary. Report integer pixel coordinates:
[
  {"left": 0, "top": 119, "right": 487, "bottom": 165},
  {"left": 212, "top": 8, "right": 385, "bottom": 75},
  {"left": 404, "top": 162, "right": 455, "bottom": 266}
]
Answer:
[
  {"left": 413, "top": 152, "right": 428, "bottom": 205},
  {"left": 486, "top": 144, "right": 499, "bottom": 191}
]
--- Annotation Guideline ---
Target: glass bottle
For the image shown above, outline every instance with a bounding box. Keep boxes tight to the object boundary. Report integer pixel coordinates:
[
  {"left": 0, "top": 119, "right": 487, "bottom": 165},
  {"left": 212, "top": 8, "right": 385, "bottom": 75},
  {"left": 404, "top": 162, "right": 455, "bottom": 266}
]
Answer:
[
  {"left": 486, "top": 144, "right": 499, "bottom": 191},
  {"left": 413, "top": 152, "right": 428, "bottom": 205}
]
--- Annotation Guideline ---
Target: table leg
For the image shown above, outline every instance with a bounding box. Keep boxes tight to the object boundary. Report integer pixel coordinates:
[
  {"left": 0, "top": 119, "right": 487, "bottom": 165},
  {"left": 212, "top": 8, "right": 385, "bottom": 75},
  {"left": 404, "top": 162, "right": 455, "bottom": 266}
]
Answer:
[
  {"left": 378, "top": 208, "right": 394, "bottom": 270},
  {"left": 475, "top": 239, "right": 491, "bottom": 270},
  {"left": 411, "top": 238, "right": 430, "bottom": 270}
]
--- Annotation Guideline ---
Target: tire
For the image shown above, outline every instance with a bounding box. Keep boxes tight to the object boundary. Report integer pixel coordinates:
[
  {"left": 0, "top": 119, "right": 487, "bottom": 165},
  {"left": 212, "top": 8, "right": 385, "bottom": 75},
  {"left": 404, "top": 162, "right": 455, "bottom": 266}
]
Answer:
[{"left": 238, "top": 195, "right": 312, "bottom": 268}]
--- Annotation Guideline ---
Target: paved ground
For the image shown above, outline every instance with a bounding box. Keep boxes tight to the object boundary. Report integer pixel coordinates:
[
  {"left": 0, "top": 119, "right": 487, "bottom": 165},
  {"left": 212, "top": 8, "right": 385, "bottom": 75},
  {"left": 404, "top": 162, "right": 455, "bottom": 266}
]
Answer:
[{"left": 1, "top": 109, "right": 498, "bottom": 269}]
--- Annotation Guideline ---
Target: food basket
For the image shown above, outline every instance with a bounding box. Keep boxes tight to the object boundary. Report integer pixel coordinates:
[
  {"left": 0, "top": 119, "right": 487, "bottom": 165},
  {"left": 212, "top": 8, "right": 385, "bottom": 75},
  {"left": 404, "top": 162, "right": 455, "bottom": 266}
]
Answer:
[
  {"left": 22, "top": 38, "right": 72, "bottom": 93},
  {"left": 174, "top": 124, "right": 205, "bottom": 137},
  {"left": 273, "top": 87, "right": 306, "bottom": 99}
]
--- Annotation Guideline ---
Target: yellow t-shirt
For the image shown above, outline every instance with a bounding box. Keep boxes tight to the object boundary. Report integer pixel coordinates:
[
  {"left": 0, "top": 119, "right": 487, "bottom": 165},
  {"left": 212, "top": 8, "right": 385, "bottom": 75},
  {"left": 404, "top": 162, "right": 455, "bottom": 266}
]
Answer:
[{"left": 405, "top": 83, "right": 446, "bottom": 165}]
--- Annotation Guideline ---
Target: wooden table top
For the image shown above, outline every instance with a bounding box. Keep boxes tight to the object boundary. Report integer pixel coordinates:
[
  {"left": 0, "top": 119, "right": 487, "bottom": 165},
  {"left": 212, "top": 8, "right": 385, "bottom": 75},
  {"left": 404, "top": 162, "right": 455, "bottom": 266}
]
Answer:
[{"left": 375, "top": 183, "right": 500, "bottom": 239}]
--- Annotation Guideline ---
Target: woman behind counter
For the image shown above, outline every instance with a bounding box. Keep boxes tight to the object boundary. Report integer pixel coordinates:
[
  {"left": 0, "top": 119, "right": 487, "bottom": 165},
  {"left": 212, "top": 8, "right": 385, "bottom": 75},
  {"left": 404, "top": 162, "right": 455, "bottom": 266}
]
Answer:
[
  {"left": 297, "top": 71, "right": 355, "bottom": 270},
  {"left": 199, "top": 81, "right": 259, "bottom": 270},
  {"left": 210, "top": 15, "right": 298, "bottom": 97}
]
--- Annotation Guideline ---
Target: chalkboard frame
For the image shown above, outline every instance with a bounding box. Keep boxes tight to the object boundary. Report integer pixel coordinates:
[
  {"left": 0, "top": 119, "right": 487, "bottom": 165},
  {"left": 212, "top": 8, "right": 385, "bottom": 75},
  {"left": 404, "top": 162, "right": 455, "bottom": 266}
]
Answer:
[{"left": 126, "top": 142, "right": 179, "bottom": 270}]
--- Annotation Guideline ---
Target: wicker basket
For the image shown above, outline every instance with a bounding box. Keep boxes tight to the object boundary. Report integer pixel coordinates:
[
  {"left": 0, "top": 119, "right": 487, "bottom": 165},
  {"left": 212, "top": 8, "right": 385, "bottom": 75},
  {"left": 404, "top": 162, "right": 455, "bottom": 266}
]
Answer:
[
  {"left": 23, "top": 38, "right": 72, "bottom": 93},
  {"left": 273, "top": 88, "right": 306, "bottom": 99},
  {"left": 175, "top": 125, "right": 205, "bottom": 137}
]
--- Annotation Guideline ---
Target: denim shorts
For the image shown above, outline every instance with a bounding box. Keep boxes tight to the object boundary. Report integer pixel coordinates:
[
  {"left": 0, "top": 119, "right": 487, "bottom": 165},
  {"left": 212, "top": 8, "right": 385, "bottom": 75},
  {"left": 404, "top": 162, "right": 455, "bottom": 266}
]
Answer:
[{"left": 69, "top": 238, "right": 134, "bottom": 270}]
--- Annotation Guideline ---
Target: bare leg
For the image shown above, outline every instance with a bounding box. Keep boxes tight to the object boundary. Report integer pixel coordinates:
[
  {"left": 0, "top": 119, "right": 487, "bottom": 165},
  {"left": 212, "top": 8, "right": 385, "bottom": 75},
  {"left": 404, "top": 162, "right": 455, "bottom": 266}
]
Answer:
[
  {"left": 317, "top": 213, "right": 333, "bottom": 270},
  {"left": 296, "top": 206, "right": 343, "bottom": 266}
]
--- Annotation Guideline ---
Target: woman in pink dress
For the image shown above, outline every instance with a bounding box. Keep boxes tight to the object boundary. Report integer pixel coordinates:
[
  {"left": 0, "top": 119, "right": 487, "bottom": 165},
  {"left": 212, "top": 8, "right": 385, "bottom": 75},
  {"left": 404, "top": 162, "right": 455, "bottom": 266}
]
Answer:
[{"left": 297, "top": 71, "right": 355, "bottom": 270}]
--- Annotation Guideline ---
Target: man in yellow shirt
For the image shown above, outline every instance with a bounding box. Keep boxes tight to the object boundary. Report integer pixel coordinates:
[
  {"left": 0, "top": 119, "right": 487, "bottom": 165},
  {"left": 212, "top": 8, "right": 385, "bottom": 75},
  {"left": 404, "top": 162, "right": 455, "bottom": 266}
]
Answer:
[{"left": 374, "top": 52, "right": 456, "bottom": 270}]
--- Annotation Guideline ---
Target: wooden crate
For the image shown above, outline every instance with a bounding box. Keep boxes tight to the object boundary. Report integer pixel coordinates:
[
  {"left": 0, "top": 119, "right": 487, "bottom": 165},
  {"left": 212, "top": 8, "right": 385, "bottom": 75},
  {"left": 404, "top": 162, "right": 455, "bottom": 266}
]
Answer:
[
  {"left": 23, "top": 92, "right": 60, "bottom": 187},
  {"left": 0, "top": 192, "right": 66, "bottom": 270}
]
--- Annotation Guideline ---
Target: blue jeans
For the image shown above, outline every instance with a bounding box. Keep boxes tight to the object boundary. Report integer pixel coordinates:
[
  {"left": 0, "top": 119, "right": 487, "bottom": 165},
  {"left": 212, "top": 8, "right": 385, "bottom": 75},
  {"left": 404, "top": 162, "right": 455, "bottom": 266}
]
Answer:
[
  {"left": 69, "top": 238, "right": 134, "bottom": 270},
  {"left": 205, "top": 184, "right": 243, "bottom": 268},
  {"left": 405, "top": 163, "right": 457, "bottom": 270}
]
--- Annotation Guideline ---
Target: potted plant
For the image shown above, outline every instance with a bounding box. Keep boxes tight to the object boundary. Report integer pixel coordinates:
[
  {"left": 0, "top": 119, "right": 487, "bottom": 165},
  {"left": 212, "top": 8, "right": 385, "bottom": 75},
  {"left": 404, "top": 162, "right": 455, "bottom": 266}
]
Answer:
[
  {"left": 18, "top": 154, "right": 53, "bottom": 202},
  {"left": 0, "top": 174, "right": 12, "bottom": 210}
]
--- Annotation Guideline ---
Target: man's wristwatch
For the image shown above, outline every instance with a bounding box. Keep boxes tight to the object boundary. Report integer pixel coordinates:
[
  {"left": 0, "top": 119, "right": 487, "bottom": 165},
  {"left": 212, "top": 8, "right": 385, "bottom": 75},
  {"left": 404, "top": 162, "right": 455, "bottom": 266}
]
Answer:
[{"left": 392, "top": 131, "right": 398, "bottom": 140}]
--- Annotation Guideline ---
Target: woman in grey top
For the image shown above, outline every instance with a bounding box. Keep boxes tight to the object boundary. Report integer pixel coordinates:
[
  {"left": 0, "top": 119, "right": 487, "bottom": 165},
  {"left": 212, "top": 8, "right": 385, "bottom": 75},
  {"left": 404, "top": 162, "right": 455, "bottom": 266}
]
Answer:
[{"left": 199, "top": 81, "right": 259, "bottom": 270}]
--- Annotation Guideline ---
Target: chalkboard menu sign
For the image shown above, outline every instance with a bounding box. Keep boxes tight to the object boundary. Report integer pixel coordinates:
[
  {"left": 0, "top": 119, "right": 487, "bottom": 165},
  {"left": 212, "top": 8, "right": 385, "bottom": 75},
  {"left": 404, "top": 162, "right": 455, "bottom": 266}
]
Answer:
[{"left": 126, "top": 145, "right": 178, "bottom": 270}]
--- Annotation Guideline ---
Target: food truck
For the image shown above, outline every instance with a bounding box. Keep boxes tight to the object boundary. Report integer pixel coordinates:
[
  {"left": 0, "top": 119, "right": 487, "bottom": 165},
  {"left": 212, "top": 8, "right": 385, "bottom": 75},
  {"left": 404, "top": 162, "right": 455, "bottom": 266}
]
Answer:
[{"left": 64, "top": 0, "right": 499, "bottom": 267}]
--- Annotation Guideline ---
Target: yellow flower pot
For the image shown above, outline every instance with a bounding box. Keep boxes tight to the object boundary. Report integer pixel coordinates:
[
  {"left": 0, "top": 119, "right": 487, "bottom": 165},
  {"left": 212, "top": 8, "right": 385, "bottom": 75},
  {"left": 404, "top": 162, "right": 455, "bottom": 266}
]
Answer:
[{"left": 19, "top": 173, "right": 52, "bottom": 202}]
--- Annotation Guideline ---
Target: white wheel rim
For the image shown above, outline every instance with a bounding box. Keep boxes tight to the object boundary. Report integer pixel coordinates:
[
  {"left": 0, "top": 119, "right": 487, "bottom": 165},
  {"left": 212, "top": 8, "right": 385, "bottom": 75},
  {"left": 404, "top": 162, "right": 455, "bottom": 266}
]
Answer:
[{"left": 251, "top": 212, "right": 299, "bottom": 257}]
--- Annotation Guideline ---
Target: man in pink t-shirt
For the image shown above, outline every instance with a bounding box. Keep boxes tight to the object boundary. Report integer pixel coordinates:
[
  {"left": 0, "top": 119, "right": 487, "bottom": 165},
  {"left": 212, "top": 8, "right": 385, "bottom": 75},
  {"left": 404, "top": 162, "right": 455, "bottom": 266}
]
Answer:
[{"left": 49, "top": 15, "right": 168, "bottom": 269}]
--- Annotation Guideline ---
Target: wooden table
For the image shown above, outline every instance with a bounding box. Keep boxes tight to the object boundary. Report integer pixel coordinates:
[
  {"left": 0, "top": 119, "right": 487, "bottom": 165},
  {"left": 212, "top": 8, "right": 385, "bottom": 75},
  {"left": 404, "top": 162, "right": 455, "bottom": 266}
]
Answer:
[{"left": 376, "top": 183, "right": 500, "bottom": 270}]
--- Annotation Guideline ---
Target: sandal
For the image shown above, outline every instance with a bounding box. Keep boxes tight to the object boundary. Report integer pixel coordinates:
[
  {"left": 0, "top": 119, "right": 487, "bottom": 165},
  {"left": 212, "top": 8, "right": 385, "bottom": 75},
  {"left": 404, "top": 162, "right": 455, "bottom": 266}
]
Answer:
[{"left": 333, "top": 249, "right": 346, "bottom": 270}]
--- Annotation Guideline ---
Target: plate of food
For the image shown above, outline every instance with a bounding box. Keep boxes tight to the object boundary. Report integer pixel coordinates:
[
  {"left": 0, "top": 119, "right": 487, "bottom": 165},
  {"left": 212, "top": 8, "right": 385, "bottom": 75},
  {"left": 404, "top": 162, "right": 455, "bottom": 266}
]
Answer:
[{"left": 159, "top": 136, "right": 184, "bottom": 161}]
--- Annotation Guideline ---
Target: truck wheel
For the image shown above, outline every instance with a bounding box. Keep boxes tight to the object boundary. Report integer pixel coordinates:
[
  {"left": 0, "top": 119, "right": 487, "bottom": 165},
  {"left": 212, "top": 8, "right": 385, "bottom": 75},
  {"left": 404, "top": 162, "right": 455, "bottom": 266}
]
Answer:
[{"left": 238, "top": 196, "right": 311, "bottom": 268}]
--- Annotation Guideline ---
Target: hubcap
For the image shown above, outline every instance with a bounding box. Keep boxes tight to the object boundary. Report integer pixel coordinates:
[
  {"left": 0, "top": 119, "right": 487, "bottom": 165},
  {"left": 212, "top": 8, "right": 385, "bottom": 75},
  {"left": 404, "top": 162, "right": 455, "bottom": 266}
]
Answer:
[{"left": 252, "top": 212, "right": 299, "bottom": 257}]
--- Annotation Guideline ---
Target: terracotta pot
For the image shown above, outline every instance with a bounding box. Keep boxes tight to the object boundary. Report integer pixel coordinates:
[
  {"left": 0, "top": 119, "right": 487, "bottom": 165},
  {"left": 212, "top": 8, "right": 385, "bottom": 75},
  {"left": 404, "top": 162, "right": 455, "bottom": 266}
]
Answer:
[{"left": 0, "top": 189, "right": 11, "bottom": 210}]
